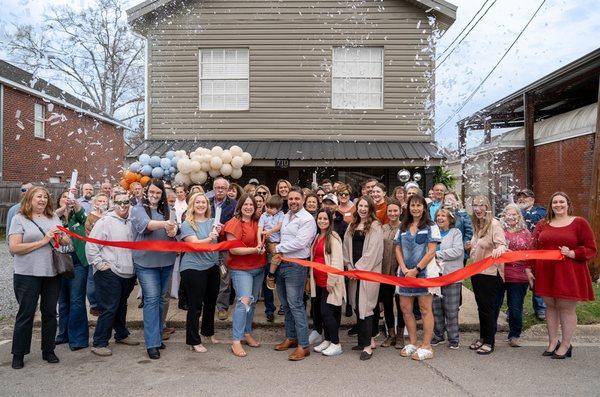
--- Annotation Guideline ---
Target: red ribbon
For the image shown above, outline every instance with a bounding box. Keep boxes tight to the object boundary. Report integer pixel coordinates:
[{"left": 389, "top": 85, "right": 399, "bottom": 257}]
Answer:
[
  {"left": 58, "top": 226, "right": 245, "bottom": 253},
  {"left": 58, "top": 226, "right": 562, "bottom": 288}
]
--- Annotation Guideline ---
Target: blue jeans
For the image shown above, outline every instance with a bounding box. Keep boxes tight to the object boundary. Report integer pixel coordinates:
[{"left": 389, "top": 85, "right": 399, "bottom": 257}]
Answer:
[
  {"left": 532, "top": 293, "right": 546, "bottom": 315},
  {"left": 231, "top": 268, "right": 264, "bottom": 341},
  {"left": 93, "top": 269, "right": 136, "bottom": 347},
  {"left": 276, "top": 261, "right": 309, "bottom": 347},
  {"left": 496, "top": 282, "right": 529, "bottom": 339},
  {"left": 86, "top": 265, "right": 98, "bottom": 309},
  {"left": 56, "top": 257, "right": 89, "bottom": 348},
  {"left": 262, "top": 262, "right": 275, "bottom": 315},
  {"left": 135, "top": 264, "right": 174, "bottom": 348}
]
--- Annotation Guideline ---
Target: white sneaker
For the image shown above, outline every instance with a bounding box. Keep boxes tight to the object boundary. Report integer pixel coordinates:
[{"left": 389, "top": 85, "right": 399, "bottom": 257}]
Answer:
[
  {"left": 322, "top": 343, "right": 343, "bottom": 356},
  {"left": 308, "top": 330, "right": 323, "bottom": 345},
  {"left": 313, "top": 340, "right": 331, "bottom": 353}
]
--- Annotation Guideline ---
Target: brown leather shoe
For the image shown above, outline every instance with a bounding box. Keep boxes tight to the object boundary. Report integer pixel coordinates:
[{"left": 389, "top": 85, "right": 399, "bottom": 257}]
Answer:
[
  {"left": 274, "top": 338, "right": 298, "bottom": 351},
  {"left": 288, "top": 346, "right": 310, "bottom": 361}
]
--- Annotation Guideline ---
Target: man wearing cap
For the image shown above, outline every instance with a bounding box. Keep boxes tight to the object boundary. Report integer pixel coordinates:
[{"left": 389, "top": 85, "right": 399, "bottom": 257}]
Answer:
[
  {"left": 321, "top": 193, "right": 347, "bottom": 240},
  {"left": 516, "top": 188, "right": 547, "bottom": 320},
  {"left": 248, "top": 178, "right": 260, "bottom": 186}
]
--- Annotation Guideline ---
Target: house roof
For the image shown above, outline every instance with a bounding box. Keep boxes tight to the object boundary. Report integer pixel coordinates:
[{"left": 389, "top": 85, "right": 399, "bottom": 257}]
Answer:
[
  {"left": 458, "top": 48, "right": 600, "bottom": 131},
  {"left": 127, "top": 0, "right": 456, "bottom": 28},
  {"left": 0, "top": 60, "right": 128, "bottom": 129},
  {"left": 127, "top": 139, "right": 443, "bottom": 165}
]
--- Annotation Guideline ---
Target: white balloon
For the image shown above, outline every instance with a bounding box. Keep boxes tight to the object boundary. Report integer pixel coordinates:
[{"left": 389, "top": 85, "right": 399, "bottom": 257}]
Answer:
[
  {"left": 241, "top": 152, "right": 252, "bottom": 165},
  {"left": 190, "top": 170, "right": 208, "bottom": 184},
  {"left": 231, "top": 156, "right": 244, "bottom": 169},
  {"left": 210, "top": 156, "right": 223, "bottom": 170},
  {"left": 190, "top": 161, "right": 201, "bottom": 172},
  {"left": 220, "top": 149, "right": 232, "bottom": 164},
  {"left": 174, "top": 172, "right": 191, "bottom": 185},
  {"left": 200, "top": 161, "right": 211, "bottom": 172},
  {"left": 208, "top": 169, "right": 221, "bottom": 178},
  {"left": 177, "top": 158, "right": 191, "bottom": 174},
  {"left": 231, "top": 168, "right": 243, "bottom": 179},
  {"left": 220, "top": 163, "right": 233, "bottom": 176},
  {"left": 211, "top": 146, "right": 224, "bottom": 156},
  {"left": 229, "top": 145, "right": 243, "bottom": 157},
  {"left": 200, "top": 148, "right": 210, "bottom": 155}
]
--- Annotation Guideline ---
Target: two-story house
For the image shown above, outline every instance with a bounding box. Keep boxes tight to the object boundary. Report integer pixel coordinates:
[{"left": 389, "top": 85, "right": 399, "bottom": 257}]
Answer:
[{"left": 126, "top": 0, "right": 456, "bottom": 190}]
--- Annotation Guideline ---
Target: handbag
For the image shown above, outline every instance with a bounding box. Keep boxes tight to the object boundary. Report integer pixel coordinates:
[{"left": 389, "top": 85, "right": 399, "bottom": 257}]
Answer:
[{"left": 31, "top": 219, "right": 75, "bottom": 279}]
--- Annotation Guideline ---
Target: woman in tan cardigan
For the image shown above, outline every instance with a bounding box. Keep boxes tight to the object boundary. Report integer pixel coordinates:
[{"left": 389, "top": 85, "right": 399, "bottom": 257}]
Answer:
[
  {"left": 309, "top": 209, "right": 346, "bottom": 356},
  {"left": 467, "top": 195, "right": 507, "bottom": 355},
  {"left": 343, "top": 196, "right": 383, "bottom": 361}
]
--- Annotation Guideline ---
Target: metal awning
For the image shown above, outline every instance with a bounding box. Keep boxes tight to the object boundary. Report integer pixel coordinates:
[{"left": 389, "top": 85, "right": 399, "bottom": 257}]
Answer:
[{"left": 127, "top": 140, "right": 443, "bottom": 167}]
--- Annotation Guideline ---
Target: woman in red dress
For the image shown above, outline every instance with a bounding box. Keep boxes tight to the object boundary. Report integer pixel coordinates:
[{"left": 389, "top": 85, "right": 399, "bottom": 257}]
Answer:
[{"left": 527, "top": 192, "right": 597, "bottom": 359}]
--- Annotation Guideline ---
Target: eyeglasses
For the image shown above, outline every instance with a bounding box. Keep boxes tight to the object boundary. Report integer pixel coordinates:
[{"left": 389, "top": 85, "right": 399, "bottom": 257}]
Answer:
[
  {"left": 113, "top": 200, "right": 131, "bottom": 206},
  {"left": 337, "top": 192, "right": 349, "bottom": 197},
  {"left": 256, "top": 191, "right": 267, "bottom": 196}
]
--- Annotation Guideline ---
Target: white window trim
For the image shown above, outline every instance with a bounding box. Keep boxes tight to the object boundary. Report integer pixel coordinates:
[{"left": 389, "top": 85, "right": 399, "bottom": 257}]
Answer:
[
  {"left": 198, "top": 48, "right": 250, "bottom": 111},
  {"left": 34, "top": 103, "right": 45, "bottom": 138},
  {"left": 331, "top": 47, "right": 384, "bottom": 110}
]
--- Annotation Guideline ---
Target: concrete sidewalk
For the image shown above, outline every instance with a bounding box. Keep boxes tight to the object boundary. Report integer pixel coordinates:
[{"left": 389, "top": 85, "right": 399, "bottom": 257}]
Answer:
[{"left": 40, "top": 284, "right": 506, "bottom": 332}]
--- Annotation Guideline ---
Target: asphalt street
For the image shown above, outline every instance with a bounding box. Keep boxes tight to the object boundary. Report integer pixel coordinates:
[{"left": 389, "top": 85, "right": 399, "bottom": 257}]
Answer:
[{"left": 1, "top": 328, "right": 599, "bottom": 397}]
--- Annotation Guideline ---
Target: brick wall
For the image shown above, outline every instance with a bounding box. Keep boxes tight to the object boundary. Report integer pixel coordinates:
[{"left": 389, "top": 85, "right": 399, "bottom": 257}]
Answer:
[{"left": 2, "top": 86, "right": 125, "bottom": 185}]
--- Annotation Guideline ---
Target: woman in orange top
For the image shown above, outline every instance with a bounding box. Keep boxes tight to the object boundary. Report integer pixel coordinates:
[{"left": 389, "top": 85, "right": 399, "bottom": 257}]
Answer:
[
  {"left": 370, "top": 183, "right": 389, "bottom": 225},
  {"left": 224, "top": 194, "right": 266, "bottom": 357}
]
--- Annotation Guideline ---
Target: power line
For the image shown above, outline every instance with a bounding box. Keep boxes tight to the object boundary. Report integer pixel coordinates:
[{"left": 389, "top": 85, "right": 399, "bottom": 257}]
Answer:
[
  {"left": 435, "top": 0, "right": 492, "bottom": 61},
  {"left": 435, "top": 0, "right": 499, "bottom": 70},
  {"left": 436, "top": 0, "right": 548, "bottom": 133}
]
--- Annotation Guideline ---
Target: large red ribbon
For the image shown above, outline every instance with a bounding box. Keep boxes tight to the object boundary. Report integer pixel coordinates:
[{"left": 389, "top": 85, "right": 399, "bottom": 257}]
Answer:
[
  {"left": 58, "top": 226, "right": 245, "bottom": 253},
  {"left": 59, "top": 226, "right": 562, "bottom": 288}
]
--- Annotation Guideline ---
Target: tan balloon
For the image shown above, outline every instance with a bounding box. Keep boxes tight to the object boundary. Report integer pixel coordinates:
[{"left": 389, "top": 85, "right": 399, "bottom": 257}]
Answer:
[
  {"left": 190, "top": 161, "right": 201, "bottom": 172},
  {"left": 210, "top": 156, "right": 223, "bottom": 170},
  {"left": 220, "top": 163, "right": 233, "bottom": 176},
  {"left": 241, "top": 152, "right": 252, "bottom": 165},
  {"left": 200, "top": 161, "right": 211, "bottom": 172},
  {"left": 229, "top": 145, "right": 243, "bottom": 157},
  {"left": 190, "top": 170, "right": 207, "bottom": 184},
  {"left": 231, "top": 156, "right": 244, "bottom": 169},
  {"left": 211, "top": 146, "right": 224, "bottom": 156},
  {"left": 220, "top": 149, "right": 232, "bottom": 164},
  {"left": 174, "top": 172, "right": 191, "bottom": 185},
  {"left": 208, "top": 169, "right": 221, "bottom": 178},
  {"left": 231, "top": 168, "right": 243, "bottom": 179}
]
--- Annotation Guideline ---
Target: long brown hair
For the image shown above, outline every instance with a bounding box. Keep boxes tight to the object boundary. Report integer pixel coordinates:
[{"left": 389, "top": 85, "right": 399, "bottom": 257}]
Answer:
[
  {"left": 349, "top": 195, "right": 378, "bottom": 235},
  {"left": 546, "top": 191, "right": 573, "bottom": 222},
  {"left": 315, "top": 208, "right": 335, "bottom": 255},
  {"left": 400, "top": 194, "right": 432, "bottom": 232},
  {"left": 234, "top": 193, "right": 259, "bottom": 221},
  {"left": 20, "top": 186, "right": 54, "bottom": 220}
]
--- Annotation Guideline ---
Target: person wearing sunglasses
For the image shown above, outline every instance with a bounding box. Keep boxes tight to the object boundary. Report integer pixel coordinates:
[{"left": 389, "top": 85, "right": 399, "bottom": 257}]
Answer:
[
  {"left": 86, "top": 192, "right": 140, "bottom": 357},
  {"left": 254, "top": 185, "right": 271, "bottom": 200},
  {"left": 335, "top": 183, "right": 355, "bottom": 225},
  {"left": 6, "top": 183, "right": 32, "bottom": 238}
]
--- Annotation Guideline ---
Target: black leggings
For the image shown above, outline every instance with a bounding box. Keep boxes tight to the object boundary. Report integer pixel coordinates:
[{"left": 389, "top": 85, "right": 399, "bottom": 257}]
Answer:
[
  {"left": 471, "top": 273, "right": 503, "bottom": 347},
  {"left": 379, "top": 283, "right": 404, "bottom": 332},
  {"left": 356, "top": 281, "right": 378, "bottom": 348},
  {"left": 318, "top": 286, "right": 341, "bottom": 344},
  {"left": 181, "top": 267, "right": 220, "bottom": 346},
  {"left": 311, "top": 287, "right": 324, "bottom": 334}
]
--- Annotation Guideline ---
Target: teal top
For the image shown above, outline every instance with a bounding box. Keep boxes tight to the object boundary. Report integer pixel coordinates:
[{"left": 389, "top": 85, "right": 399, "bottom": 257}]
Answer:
[{"left": 177, "top": 219, "right": 219, "bottom": 272}]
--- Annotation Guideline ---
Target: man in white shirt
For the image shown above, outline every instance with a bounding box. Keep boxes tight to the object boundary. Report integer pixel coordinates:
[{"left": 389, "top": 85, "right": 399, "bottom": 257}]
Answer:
[{"left": 273, "top": 187, "right": 317, "bottom": 361}]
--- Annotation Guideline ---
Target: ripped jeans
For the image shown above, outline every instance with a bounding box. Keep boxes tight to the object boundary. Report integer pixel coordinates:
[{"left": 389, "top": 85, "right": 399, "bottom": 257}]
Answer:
[{"left": 230, "top": 268, "right": 265, "bottom": 341}]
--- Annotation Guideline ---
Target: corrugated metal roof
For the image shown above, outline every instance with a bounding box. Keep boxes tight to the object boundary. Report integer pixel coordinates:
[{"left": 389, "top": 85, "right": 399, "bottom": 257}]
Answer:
[{"left": 127, "top": 139, "right": 443, "bottom": 161}]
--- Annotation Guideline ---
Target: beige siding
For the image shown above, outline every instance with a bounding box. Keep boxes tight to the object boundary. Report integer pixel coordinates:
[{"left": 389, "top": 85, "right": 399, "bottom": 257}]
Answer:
[{"left": 144, "top": 0, "right": 436, "bottom": 141}]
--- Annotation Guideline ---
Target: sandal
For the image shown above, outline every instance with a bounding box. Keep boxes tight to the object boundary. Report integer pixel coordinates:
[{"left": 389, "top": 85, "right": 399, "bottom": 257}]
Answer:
[
  {"left": 469, "top": 339, "right": 484, "bottom": 350},
  {"left": 411, "top": 347, "right": 434, "bottom": 361},
  {"left": 243, "top": 334, "right": 261, "bottom": 348},
  {"left": 476, "top": 344, "right": 494, "bottom": 355},
  {"left": 400, "top": 344, "right": 418, "bottom": 357},
  {"left": 231, "top": 343, "right": 247, "bottom": 357},
  {"left": 190, "top": 344, "right": 207, "bottom": 353}
]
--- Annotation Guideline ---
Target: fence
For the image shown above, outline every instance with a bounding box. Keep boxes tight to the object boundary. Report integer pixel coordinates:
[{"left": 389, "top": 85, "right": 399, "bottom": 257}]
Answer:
[{"left": 0, "top": 182, "right": 69, "bottom": 229}]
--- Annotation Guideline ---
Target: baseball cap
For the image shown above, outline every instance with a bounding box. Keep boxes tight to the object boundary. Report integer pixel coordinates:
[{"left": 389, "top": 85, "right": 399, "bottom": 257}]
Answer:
[
  {"left": 516, "top": 188, "right": 534, "bottom": 198},
  {"left": 322, "top": 193, "right": 338, "bottom": 205},
  {"left": 248, "top": 178, "right": 259, "bottom": 185}
]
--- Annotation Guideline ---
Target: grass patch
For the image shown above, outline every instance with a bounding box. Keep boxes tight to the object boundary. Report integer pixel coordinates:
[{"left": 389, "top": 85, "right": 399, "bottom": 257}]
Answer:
[{"left": 462, "top": 278, "right": 600, "bottom": 329}]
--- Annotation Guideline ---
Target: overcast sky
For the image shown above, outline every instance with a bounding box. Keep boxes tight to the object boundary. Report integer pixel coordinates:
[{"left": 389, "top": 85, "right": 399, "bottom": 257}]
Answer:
[{"left": 1, "top": 0, "right": 599, "bottom": 148}]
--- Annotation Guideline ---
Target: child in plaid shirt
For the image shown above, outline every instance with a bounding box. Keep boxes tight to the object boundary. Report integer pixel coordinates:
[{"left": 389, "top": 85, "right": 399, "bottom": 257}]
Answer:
[{"left": 258, "top": 195, "right": 285, "bottom": 290}]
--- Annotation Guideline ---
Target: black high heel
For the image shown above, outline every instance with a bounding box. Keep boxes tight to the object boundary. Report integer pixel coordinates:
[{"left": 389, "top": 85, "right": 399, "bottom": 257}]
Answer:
[
  {"left": 542, "top": 341, "right": 560, "bottom": 356},
  {"left": 552, "top": 345, "right": 572, "bottom": 359}
]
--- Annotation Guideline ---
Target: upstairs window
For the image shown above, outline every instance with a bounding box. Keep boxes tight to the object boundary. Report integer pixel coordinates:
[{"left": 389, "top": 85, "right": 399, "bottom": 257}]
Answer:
[
  {"left": 332, "top": 47, "right": 384, "bottom": 110},
  {"left": 199, "top": 48, "right": 249, "bottom": 111},
  {"left": 34, "top": 103, "right": 45, "bottom": 138}
]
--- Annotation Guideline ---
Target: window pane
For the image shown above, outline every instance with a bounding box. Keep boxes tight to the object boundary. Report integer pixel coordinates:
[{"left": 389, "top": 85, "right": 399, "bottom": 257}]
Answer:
[{"left": 200, "top": 49, "right": 249, "bottom": 110}]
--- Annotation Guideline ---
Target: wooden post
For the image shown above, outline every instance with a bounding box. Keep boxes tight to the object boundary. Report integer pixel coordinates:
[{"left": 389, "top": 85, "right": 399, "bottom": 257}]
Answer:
[
  {"left": 523, "top": 92, "right": 536, "bottom": 190},
  {"left": 588, "top": 77, "right": 600, "bottom": 281},
  {"left": 458, "top": 122, "right": 467, "bottom": 200}
]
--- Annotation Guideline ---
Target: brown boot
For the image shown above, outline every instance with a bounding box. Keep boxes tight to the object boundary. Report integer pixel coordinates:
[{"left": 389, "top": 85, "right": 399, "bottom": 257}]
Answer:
[
  {"left": 381, "top": 330, "right": 397, "bottom": 347},
  {"left": 394, "top": 333, "right": 405, "bottom": 350},
  {"left": 275, "top": 338, "right": 298, "bottom": 351},
  {"left": 288, "top": 346, "right": 310, "bottom": 361}
]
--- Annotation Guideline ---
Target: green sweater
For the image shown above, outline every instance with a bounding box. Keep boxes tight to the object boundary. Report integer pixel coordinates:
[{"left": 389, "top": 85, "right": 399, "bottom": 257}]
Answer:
[{"left": 62, "top": 208, "right": 89, "bottom": 267}]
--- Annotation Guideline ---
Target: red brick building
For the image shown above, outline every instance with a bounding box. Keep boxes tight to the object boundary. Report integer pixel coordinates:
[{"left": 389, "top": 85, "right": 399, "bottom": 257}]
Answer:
[{"left": 0, "top": 60, "right": 127, "bottom": 184}]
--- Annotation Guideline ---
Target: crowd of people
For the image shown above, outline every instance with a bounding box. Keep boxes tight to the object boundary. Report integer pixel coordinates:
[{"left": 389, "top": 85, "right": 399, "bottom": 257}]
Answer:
[{"left": 6, "top": 176, "right": 597, "bottom": 369}]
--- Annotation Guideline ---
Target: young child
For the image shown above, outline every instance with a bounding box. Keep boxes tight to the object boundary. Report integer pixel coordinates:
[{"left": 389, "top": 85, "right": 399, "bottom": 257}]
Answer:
[{"left": 258, "top": 195, "right": 285, "bottom": 290}]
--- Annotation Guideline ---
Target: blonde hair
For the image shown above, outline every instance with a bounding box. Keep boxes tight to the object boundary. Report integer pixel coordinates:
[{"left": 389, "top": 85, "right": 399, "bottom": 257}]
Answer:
[
  {"left": 501, "top": 203, "right": 527, "bottom": 232},
  {"left": 20, "top": 186, "right": 54, "bottom": 220},
  {"left": 470, "top": 195, "right": 494, "bottom": 237},
  {"left": 185, "top": 193, "right": 212, "bottom": 231},
  {"left": 435, "top": 207, "right": 456, "bottom": 228}
]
